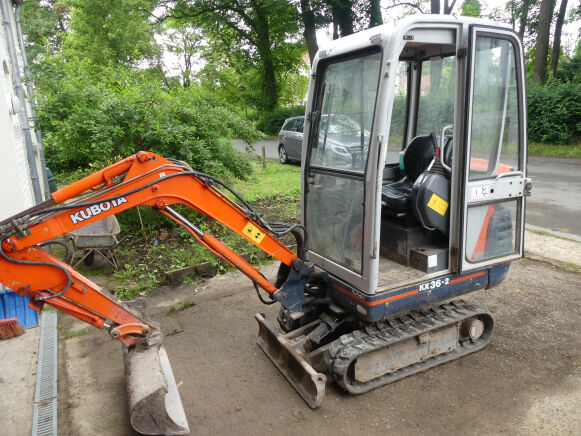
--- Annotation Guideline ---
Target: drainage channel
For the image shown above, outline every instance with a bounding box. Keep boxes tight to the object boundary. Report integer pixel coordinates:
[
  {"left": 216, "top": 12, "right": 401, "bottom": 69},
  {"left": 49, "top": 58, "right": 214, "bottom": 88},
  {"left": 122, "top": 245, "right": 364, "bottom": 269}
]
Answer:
[{"left": 32, "top": 311, "right": 58, "bottom": 436}]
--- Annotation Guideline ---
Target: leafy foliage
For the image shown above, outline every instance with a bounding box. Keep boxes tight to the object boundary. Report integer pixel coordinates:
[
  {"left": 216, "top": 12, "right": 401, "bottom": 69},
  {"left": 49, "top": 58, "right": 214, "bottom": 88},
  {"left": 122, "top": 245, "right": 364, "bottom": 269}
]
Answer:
[
  {"left": 36, "top": 58, "right": 260, "bottom": 178},
  {"left": 461, "top": 0, "right": 482, "bottom": 17},
  {"left": 527, "top": 79, "right": 581, "bottom": 143},
  {"left": 64, "top": 0, "right": 160, "bottom": 66},
  {"left": 20, "top": 0, "right": 68, "bottom": 64}
]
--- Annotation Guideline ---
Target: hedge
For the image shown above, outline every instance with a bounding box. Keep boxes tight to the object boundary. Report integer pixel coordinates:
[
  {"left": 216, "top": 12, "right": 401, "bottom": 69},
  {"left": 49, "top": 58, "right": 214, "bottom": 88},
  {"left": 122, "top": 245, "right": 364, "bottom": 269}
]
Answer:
[
  {"left": 255, "top": 105, "right": 306, "bottom": 136},
  {"left": 527, "top": 80, "right": 581, "bottom": 144}
]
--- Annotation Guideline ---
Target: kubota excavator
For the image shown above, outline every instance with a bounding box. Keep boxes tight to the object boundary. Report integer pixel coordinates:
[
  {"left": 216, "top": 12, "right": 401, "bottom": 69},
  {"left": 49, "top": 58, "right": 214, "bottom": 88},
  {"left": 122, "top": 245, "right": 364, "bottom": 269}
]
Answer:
[{"left": 0, "top": 15, "right": 531, "bottom": 435}]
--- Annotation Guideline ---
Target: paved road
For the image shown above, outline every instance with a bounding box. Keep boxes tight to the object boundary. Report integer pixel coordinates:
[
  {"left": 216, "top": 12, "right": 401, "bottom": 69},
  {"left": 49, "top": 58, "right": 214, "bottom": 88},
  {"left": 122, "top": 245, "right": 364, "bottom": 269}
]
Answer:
[
  {"left": 233, "top": 139, "right": 581, "bottom": 237},
  {"left": 527, "top": 156, "right": 581, "bottom": 236}
]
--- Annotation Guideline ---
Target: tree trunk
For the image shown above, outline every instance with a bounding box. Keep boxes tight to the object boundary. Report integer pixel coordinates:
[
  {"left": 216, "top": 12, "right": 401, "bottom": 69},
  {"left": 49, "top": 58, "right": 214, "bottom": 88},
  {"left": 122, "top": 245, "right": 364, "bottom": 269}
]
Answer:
[
  {"left": 368, "top": 0, "right": 383, "bottom": 28},
  {"left": 551, "top": 0, "right": 568, "bottom": 77},
  {"left": 328, "top": 0, "right": 354, "bottom": 38},
  {"left": 255, "top": 6, "right": 278, "bottom": 109},
  {"left": 262, "top": 54, "right": 278, "bottom": 109},
  {"left": 431, "top": 0, "right": 440, "bottom": 14},
  {"left": 532, "top": 0, "right": 556, "bottom": 84},
  {"left": 517, "top": 0, "right": 531, "bottom": 40},
  {"left": 300, "top": 0, "right": 318, "bottom": 64},
  {"left": 443, "top": 0, "right": 457, "bottom": 14}
]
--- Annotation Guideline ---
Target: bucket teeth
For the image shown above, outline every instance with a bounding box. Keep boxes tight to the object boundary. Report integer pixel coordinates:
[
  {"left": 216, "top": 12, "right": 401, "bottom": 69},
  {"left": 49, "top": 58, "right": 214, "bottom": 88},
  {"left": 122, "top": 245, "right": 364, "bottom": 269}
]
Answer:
[{"left": 124, "top": 344, "right": 189, "bottom": 435}]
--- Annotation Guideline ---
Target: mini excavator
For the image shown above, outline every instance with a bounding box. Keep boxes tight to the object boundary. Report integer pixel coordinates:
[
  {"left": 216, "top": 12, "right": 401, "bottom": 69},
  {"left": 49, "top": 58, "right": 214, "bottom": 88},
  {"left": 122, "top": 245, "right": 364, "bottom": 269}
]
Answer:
[{"left": 0, "top": 15, "right": 531, "bottom": 435}]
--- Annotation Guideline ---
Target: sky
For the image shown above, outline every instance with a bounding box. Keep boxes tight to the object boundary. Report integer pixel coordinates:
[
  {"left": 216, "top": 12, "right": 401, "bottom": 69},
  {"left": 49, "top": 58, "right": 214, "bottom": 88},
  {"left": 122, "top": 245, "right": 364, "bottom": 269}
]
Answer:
[{"left": 317, "top": 1, "right": 580, "bottom": 54}]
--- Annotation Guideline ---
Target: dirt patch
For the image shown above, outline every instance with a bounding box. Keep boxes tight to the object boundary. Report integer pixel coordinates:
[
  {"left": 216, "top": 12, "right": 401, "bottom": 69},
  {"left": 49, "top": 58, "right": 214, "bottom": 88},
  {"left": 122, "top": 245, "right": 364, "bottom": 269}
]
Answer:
[{"left": 57, "top": 258, "right": 580, "bottom": 435}]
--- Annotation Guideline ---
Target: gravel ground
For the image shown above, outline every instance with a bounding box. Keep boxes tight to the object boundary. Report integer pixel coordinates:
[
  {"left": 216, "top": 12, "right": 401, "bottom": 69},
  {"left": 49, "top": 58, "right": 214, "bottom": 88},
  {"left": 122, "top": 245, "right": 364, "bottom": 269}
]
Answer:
[{"left": 54, "top": 257, "right": 580, "bottom": 436}]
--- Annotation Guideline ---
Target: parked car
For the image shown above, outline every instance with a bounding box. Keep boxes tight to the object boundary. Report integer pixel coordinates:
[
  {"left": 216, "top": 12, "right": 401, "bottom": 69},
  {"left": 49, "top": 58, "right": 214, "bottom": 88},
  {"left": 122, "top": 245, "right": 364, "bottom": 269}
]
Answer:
[
  {"left": 278, "top": 116, "right": 304, "bottom": 164},
  {"left": 278, "top": 114, "right": 370, "bottom": 169}
]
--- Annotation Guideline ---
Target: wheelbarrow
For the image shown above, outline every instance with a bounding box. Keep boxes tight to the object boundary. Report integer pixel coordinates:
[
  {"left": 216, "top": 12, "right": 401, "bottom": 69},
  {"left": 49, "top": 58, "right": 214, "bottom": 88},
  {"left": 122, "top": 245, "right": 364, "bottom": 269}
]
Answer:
[{"left": 66, "top": 215, "right": 125, "bottom": 268}]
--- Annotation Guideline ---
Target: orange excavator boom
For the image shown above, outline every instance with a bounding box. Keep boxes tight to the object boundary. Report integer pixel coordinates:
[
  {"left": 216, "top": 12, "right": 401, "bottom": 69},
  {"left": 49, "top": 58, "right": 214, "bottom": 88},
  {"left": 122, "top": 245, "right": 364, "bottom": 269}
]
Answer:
[{"left": 0, "top": 151, "right": 301, "bottom": 435}]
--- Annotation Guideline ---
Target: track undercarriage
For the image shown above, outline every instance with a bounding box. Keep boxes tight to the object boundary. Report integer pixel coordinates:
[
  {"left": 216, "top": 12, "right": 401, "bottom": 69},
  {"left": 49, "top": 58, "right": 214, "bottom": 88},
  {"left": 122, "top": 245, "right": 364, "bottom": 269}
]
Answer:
[{"left": 256, "top": 299, "right": 493, "bottom": 408}]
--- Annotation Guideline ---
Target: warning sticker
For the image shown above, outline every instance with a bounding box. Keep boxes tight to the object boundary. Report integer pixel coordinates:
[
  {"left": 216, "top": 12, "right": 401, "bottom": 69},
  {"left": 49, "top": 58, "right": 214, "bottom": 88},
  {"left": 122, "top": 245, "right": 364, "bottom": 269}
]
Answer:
[
  {"left": 242, "top": 222, "right": 266, "bottom": 244},
  {"left": 427, "top": 193, "right": 449, "bottom": 216}
]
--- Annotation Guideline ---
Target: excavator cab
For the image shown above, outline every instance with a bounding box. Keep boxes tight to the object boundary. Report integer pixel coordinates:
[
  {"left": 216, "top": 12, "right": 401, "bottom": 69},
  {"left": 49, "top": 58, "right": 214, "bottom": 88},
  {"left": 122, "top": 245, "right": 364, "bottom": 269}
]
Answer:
[
  {"left": 254, "top": 15, "right": 533, "bottom": 404},
  {"left": 302, "top": 15, "right": 530, "bottom": 313}
]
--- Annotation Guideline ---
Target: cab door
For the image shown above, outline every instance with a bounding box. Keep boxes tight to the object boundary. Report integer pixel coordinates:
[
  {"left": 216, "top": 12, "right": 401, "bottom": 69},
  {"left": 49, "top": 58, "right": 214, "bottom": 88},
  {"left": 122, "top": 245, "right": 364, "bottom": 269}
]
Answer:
[
  {"left": 460, "top": 27, "right": 531, "bottom": 272},
  {"left": 302, "top": 48, "right": 382, "bottom": 290}
]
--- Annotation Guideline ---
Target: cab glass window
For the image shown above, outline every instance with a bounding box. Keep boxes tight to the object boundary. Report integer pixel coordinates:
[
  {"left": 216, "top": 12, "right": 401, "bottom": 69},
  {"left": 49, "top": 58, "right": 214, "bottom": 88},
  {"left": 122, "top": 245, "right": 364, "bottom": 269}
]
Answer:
[
  {"left": 386, "top": 61, "right": 409, "bottom": 164},
  {"left": 310, "top": 51, "right": 382, "bottom": 173},
  {"left": 416, "top": 55, "right": 456, "bottom": 137},
  {"left": 469, "top": 36, "right": 520, "bottom": 179}
]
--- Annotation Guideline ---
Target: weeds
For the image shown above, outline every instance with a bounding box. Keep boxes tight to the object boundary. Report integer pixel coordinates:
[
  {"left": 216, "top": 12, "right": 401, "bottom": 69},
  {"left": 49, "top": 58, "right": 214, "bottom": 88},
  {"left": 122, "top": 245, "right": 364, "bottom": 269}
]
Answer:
[
  {"left": 60, "top": 328, "right": 92, "bottom": 340},
  {"left": 90, "top": 160, "right": 301, "bottom": 299},
  {"left": 168, "top": 301, "right": 197, "bottom": 314}
]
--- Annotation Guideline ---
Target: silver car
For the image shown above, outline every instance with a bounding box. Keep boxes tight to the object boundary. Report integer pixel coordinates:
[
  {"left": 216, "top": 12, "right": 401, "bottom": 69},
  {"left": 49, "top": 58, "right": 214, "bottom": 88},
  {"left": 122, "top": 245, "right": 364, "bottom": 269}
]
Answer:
[
  {"left": 278, "top": 116, "right": 304, "bottom": 164},
  {"left": 278, "top": 114, "right": 369, "bottom": 168}
]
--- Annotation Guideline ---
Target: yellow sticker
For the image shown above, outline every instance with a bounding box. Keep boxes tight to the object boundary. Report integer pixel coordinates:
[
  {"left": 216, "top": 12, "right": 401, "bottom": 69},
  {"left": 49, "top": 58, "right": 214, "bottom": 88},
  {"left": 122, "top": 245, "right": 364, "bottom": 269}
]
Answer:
[
  {"left": 427, "top": 193, "right": 449, "bottom": 216},
  {"left": 242, "top": 222, "right": 266, "bottom": 244}
]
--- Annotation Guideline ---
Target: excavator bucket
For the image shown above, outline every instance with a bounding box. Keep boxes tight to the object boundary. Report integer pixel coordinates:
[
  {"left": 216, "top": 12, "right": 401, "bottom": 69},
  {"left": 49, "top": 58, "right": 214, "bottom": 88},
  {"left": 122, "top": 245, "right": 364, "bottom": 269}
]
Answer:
[
  {"left": 255, "top": 313, "right": 326, "bottom": 409},
  {"left": 123, "top": 343, "right": 189, "bottom": 435}
]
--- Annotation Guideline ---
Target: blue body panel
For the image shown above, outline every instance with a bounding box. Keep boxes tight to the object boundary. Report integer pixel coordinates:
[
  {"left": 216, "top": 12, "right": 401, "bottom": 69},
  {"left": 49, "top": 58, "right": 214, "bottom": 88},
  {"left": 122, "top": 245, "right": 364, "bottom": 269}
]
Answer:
[
  {"left": 0, "top": 289, "right": 39, "bottom": 328},
  {"left": 328, "top": 263, "right": 510, "bottom": 322}
]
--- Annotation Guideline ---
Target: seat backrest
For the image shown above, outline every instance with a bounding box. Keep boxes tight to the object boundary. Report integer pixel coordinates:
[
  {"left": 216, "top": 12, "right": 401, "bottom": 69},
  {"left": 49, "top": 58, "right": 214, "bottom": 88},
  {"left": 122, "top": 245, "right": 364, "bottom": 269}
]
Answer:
[
  {"left": 443, "top": 136, "right": 453, "bottom": 169},
  {"left": 403, "top": 133, "right": 437, "bottom": 181}
]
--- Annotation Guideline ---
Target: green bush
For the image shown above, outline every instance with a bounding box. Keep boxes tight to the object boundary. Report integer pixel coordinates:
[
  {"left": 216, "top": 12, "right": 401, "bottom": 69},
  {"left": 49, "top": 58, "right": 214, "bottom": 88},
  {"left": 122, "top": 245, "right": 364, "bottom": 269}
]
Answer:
[
  {"left": 35, "top": 58, "right": 261, "bottom": 179},
  {"left": 255, "top": 105, "right": 306, "bottom": 136},
  {"left": 527, "top": 79, "right": 581, "bottom": 144}
]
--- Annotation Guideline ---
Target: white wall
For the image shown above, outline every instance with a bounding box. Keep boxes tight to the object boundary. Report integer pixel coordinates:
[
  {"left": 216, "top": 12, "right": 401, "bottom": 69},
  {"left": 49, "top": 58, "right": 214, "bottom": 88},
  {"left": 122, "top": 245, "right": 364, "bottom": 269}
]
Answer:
[{"left": 0, "top": 2, "right": 44, "bottom": 221}]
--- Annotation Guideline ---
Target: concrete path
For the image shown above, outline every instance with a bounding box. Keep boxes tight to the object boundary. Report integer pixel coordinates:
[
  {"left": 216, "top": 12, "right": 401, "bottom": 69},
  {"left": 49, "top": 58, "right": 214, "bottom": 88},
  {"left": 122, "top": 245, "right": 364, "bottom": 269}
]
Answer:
[
  {"left": 525, "top": 228, "right": 581, "bottom": 268},
  {"left": 0, "top": 324, "right": 40, "bottom": 436}
]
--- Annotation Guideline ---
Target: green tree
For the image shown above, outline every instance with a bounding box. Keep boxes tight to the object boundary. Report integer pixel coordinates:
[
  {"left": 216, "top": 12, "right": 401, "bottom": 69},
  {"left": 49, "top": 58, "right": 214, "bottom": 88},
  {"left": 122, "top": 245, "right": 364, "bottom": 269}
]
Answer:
[
  {"left": 64, "top": 0, "right": 160, "bottom": 66},
  {"left": 461, "top": 0, "right": 481, "bottom": 16},
  {"left": 20, "top": 0, "right": 69, "bottom": 64},
  {"left": 163, "top": 20, "right": 204, "bottom": 88},
  {"left": 166, "top": 1, "right": 304, "bottom": 111}
]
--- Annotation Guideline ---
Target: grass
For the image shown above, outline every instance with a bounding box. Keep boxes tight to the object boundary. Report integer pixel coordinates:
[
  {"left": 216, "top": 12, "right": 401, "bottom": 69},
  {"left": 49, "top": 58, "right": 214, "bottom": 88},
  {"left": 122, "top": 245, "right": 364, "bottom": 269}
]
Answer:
[
  {"left": 60, "top": 328, "right": 92, "bottom": 340},
  {"left": 528, "top": 142, "right": 581, "bottom": 158},
  {"left": 529, "top": 228, "right": 581, "bottom": 244},
  {"left": 102, "top": 159, "right": 301, "bottom": 300},
  {"left": 529, "top": 229, "right": 553, "bottom": 237},
  {"left": 231, "top": 158, "right": 301, "bottom": 202},
  {"left": 167, "top": 301, "right": 196, "bottom": 314}
]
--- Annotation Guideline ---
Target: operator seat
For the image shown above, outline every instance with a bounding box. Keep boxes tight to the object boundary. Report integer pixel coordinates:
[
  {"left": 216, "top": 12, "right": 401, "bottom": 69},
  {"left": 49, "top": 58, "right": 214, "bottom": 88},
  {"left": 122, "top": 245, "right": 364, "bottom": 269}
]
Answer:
[{"left": 382, "top": 133, "right": 437, "bottom": 211}]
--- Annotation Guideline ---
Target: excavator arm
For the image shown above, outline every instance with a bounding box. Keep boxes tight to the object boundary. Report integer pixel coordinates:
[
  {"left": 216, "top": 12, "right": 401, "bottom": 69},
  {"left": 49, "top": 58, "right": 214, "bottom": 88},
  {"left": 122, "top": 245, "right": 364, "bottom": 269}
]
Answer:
[{"left": 0, "top": 151, "right": 305, "bottom": 435}]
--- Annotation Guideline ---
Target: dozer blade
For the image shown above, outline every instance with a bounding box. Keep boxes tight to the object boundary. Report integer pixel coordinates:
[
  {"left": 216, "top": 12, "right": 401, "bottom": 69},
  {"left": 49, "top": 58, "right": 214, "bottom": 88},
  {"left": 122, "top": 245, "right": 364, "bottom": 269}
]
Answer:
[
  {"left": 255, "top": 313, "right": 326, "bottom": 409},
  {"left": 123, "top": 344, "right": 189, "bottom": 435}
]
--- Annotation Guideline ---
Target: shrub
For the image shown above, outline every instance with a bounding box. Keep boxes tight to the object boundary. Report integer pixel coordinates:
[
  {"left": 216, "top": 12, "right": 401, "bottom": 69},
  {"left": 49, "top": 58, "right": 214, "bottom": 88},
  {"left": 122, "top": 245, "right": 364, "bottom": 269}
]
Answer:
[
  {"left": 35, "top": 58, "right": 261, "bottom": 179},
  {"left": 527, "top": 79, "right": 581, "bottom": 144},
  {"left": 255, "top": 105, "right": 306, "bottom": 136}
]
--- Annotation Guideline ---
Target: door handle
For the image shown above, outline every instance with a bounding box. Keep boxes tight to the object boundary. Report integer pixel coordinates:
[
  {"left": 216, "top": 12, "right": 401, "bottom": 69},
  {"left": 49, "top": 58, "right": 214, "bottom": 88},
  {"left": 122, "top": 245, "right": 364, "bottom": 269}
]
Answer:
[{"left": 495, "top": 171, "right": 524, "bottom": 180}]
